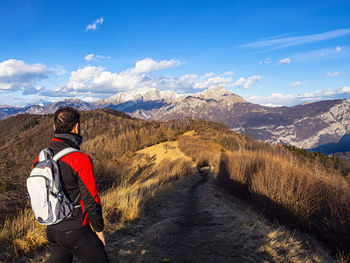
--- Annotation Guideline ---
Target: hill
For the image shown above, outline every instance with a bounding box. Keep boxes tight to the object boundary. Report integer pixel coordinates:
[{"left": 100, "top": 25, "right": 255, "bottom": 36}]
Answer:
[
  {"left": 0, "top": 109, "right": 190, "bottom": 222},
  {"left": 1, "top": 109, "right": 350, "bottom": 262},
  {"left": 94, "top": 87, "right": 350, "bottom": 150},
  {"left": 2, "top": 87, "right": 350, "bottom": 153}
]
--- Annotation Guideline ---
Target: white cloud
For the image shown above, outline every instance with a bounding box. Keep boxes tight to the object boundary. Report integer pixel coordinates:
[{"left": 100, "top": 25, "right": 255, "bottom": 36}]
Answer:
[
  {"left": 59, "top": 58, "right": 181, "bottom": 94},
  {"left": 326, "top": 72, "right": 340, "bottom": 78},
  {"left": 84, "top": 54, "right": 111, "bottom": 62},
  {"left": 259, "top": 57, "right": 271, "bottom": 64},
  {"left": 298, "top": 87, "right": 350, "bottom": 101},
  {"left": 204, "top": 72, "right": 214, "bottom": 78},
  {"left": 23, "top": 86, "right": 44, "bottom": 95},
  {"left": 261, "top": 103, "right": 283, "bottom": 108},
  {"left": 234, "top": 75, "right": 262, "bottom": 89},
  {"left": 221, "top": 71, "right": 234, "bottom": 76},
  {"left": 95, "top": 55, "right": 111, "bottom": 60},
  {"left": 85, "top": 54, "right": 94, "bottom": 61},
  {"left": 54, "top": 58, "right": 247, "bottom": 95},
  {"left": 247, "top": 93, "right": 298, "bottom": 106},
  {"left": 52, "top": 65, "right": 66, "bottom": 76},
  {"left": 164, "top": 73, "right": 230, "bottom": 92},
  {"left": 63, "top": 66, "right": 106, "bottom": 92},
  {"left": 193, "top": 75, "right": 234, "bottom": 90},
  {"left": 291, "top": 46, "right": 350, "bottom": 63},
  {"left": 290, "top": 81, "right": 302, "bottom": 87},
  {"left": 265, "top": 57, "right": 271, "bottom": 64},
  {"left": 336, "top": 46, "right": 342, "bottom": 52},
  {"left": 242, "top": 28, "right": 350, "bottom": 51},
  {"left": 86, "top": 17, "right": 104, "bottom": 31},
  {"left": 246, "top": 86, "right": 350, "bottom": 106},
  {"left": 0, "top": 59, "right": 49, "bottom": 93},
  {"left": 279, "top": 58, "right": 291, "bottom": 64},
  {"left": 132, "top": 57, "right": 180, "bottom": 74}
]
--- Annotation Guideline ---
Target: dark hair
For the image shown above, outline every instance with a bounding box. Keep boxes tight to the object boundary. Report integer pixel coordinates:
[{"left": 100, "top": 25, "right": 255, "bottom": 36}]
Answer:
[{"left": 54, "top": 106, "right": 80, "bottom": 133}]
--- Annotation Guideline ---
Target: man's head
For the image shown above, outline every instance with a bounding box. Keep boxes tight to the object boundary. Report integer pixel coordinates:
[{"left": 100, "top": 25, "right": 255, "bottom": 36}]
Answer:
[{"left": 53, "top": 106, "right": 80, "bottom": 134}]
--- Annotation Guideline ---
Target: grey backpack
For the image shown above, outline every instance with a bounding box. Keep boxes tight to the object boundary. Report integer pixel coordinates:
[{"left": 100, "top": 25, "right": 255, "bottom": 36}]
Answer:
[{"left": 27, "top": 147, "right": 80, "bottom": 225}]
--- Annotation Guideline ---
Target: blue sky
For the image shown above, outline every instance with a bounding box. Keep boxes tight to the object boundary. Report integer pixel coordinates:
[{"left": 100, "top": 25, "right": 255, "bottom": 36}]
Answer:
[{"left": 0, "top": 0, "right": 349, "bottom": 106}]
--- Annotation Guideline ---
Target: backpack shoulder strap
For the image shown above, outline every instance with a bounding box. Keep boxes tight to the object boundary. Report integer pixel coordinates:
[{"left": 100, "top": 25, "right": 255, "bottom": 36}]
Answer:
[
  {"left": 53, "top": 147, "right": 80, "bottom": 162},
  {"left": 38, "top": 148, "right": 53, "bottom": 162}
]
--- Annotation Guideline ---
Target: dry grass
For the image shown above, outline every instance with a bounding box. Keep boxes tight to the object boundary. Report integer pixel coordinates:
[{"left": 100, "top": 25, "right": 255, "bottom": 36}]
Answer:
[
  {"left": 0, "top": 209, "right": 47, "bottom": 261},
  {"left": 137, "top": 141, "right": 192, "bottom": 165},
  {"left": 103, "top": 141, "right": 195, "bottom": 233},
  {"left": 0, "top": 140, "right": 195, "bottom": 261},
  {"left": 176, "top": 128, "right": 350, "bottom": 258},
  {"left": 0, "top": 109, "right": 197, "bottom": 223},
  {"left": 259, "top": 228, "right": 329, "bottom": 263},
  {"left": 2, "top": 120, "right": 349, "bottom": 261},
  {"left": 178, "top": 133, "right": 222, "bottom": 174},
  {"left": 217, "top": 149, "right": 350, "bottom": 255}
]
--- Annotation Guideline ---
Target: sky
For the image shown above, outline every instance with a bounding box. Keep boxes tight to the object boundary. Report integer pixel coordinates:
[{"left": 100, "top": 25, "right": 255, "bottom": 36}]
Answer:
[{"left": 0, "top": 0, "right": 350, "bottom": 107}]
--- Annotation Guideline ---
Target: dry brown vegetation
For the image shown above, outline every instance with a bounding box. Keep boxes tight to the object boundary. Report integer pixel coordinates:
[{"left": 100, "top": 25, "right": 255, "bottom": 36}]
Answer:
[
  {"left": 1, "top": 109, "right": 350, "bottom": 261},
  {"left": 176, "top": 128, "right": 350, "bottom": 259},
  {"left": 0, "top": 140, "right": 195, "bottom": 262},
  {"left": 0, "top": 109, "right": 198, "bottom": 261},
  {"left": 0, "top": 109, "right": 196, "bottom": 220},
  {"left": 102, "top": 143, "right": 195, "bottom": 233},
  {"left": 217, "top": 149, "right": 350, "bottom": 254}
]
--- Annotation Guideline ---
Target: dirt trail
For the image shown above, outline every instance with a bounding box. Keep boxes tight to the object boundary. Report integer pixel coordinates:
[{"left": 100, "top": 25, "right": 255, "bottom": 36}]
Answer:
[{"left": 105, "top": 168, "right": 335, "bottom": 263}]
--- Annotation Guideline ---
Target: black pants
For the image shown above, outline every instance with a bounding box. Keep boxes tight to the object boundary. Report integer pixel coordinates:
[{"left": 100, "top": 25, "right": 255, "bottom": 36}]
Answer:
[{"left": 46, "top": 225, "right": 109, "bottom": 263}]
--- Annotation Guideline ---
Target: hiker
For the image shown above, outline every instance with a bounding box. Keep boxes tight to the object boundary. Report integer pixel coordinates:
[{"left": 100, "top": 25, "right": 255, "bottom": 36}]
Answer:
[{"left": 32, "top": 106, "right": 109, "bottom": 263}]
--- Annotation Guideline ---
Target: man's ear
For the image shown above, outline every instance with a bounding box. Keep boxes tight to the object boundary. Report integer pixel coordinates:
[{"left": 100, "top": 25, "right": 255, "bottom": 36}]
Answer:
[
  {"left": 71, "top": 122, "right": 79, "bottom": 134},
  {"left": 53, "top": 124, "right": 56, "bottom": 131}
]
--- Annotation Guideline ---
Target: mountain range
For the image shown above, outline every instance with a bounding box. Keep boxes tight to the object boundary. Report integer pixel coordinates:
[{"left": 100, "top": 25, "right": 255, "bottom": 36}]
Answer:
[{"left": 2, "top": 87, "right": 350, "bottom": 151}]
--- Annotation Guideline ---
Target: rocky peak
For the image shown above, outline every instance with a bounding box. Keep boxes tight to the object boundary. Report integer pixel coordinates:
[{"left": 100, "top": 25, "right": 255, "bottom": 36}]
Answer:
[
  {"left": 199, "top": 86, "right": 247, "bottom": 103},
  {"left": 102, "top": 87, "right": 163, "bottom": 105}
]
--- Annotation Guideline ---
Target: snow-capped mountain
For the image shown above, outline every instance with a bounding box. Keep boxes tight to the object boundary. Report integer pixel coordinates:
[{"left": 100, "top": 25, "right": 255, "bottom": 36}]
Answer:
[
  {"left": 93, "top": 86, "right": 247, "bottom": 119},
  {"left": 2, "top": 87, "right": 350, "bottom": 151},
  {"left": 96, "top": 87, "right": 350, "bottom": 150},
  {"left": 94, "top": 87, "right": 180, "bottom": 106},
  {"left": 0, "top": 99, "right": 94, "bottom": 120},
  {"left": 41, "top": 98, "right": 93, "bottom": 114}
]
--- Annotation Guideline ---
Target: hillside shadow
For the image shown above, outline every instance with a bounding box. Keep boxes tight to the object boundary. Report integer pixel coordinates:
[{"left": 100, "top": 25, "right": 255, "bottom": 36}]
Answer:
[
  {"left": 216, "top": 159, "right": 302, "bottom": 226},
  {"left": 216, "top": 158, "right": 350, "bottom": 255},
  {"left": 107, "top": 99, "right": 169, "bottom": 113},
  {"left": 310, "top": 134, "right": 350, "bottom": 154}
]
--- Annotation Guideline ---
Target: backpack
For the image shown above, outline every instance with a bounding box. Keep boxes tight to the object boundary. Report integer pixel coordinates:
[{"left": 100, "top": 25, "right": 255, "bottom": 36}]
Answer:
[{"left": 27, "top": 147, "right": 81, "bottom": 225}]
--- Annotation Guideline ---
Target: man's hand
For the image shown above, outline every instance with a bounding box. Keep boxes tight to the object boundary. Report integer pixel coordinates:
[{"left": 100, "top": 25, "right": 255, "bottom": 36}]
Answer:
[{"left": 95, "top": 231, "right": 106, "bottom": 246}]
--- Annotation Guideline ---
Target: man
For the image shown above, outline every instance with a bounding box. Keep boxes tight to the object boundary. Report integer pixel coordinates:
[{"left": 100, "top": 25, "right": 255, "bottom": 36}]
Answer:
[{"left": 33, "top": 106, "right": 109, "bottom": 263}]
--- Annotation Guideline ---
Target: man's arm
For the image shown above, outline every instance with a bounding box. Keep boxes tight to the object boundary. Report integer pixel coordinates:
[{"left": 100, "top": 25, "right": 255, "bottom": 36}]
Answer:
[{"left": 76, "top": 154, "right": 105, "bottom": 233}]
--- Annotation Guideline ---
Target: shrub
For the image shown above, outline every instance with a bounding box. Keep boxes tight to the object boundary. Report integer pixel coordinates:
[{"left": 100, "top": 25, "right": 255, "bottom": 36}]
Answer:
[
  {"left": 218, "top": 134, "right": 240, "bottom": 151},
  {"left": 178, "top": 135, "right": 221, "bottom": 174},
  {"left": 21, "top": 118, "right": 40, "bottom": 131}
]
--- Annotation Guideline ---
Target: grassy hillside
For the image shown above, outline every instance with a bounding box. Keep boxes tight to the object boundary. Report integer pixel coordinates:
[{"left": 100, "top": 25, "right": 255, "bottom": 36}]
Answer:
[
  {"left": 0, "top": 140, "right": 195, "bottom": 261},
  {"left": 176, "top": 128, "right": 350, "bottom": 257},
  {"left": 0, "top": 109, "right": 195, "bottom": 221},
  {"left": 0, "top": 109, "right": 350, "bottom": 261}
]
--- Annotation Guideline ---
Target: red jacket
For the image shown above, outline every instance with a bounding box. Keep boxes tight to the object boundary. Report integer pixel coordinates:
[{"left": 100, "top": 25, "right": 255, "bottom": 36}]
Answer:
[{"left": 33, "top": 133, "right": 104, "bottom": 232}]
